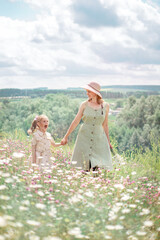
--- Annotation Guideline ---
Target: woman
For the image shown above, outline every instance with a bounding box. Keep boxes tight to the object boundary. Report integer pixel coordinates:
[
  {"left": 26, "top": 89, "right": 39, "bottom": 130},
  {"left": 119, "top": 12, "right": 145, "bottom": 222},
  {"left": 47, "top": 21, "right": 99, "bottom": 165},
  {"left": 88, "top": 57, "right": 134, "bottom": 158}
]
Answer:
[{"left": 61, "top": 82, "right": 113, "bottom": 171}]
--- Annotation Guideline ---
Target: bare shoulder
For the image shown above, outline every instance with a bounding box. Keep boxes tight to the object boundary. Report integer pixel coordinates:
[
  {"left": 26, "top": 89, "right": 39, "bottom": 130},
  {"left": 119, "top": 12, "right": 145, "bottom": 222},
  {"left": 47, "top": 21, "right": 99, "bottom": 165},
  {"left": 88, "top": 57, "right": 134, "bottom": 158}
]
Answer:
[{"left": 79, "top": 100, "right": 88, "bottom": 110}]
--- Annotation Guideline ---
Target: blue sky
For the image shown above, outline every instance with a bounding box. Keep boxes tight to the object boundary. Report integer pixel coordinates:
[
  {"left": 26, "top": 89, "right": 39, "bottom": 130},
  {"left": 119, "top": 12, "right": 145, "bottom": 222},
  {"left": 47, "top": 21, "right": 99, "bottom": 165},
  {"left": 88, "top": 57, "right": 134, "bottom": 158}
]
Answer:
[
  {"left": 0, "top": 0, "right": 160, "bottom": 89},
  {"left": 0, "top": 0, "right": 36, "bottom": 20}
]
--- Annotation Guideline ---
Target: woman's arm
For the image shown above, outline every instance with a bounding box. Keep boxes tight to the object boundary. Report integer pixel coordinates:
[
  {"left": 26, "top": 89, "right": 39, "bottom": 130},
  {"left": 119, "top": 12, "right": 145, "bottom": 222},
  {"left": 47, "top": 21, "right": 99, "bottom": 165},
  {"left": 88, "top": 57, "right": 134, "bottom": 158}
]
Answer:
[
  {"left": 102, "top": 103, "right": 112, "bottom": 148},
  {"left": 61, "top": 101, "right": 86, "bottom": 144}
]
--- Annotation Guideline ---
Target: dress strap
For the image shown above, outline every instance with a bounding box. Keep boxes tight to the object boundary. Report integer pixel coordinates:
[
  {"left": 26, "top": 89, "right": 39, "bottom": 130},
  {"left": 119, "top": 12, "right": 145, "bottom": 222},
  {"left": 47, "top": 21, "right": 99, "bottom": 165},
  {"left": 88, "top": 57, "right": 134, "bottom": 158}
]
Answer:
[
  {"left": 85, "top": 100, "right": 89, "bottom": 108},
  {"left": 82, "top": 100, "right": 88, "bottom": 112}
]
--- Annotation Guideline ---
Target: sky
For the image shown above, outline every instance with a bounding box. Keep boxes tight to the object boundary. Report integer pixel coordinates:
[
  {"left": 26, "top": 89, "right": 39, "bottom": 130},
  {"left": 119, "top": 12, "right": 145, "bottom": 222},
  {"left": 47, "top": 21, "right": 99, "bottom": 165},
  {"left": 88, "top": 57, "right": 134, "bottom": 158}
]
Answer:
[{"left": 0, "top": 0, "right": 160, "bottom": 89}]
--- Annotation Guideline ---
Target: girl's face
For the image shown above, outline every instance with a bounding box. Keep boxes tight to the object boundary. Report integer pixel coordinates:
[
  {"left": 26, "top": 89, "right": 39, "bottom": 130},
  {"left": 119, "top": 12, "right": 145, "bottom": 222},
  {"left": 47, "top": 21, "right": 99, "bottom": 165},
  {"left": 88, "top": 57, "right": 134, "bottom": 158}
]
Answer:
[
  {"left": 86, "top": 90, "right": 97, "bottom": 99},
  {"left": 38, "top": 117, "right": 49, "bottom": 132}
]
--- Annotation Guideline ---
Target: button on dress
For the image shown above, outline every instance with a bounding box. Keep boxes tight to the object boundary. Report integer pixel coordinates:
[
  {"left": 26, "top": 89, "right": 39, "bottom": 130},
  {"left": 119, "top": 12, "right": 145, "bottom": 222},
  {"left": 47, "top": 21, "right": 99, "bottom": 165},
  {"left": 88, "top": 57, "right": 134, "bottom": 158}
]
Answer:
[{"left": 71, "top": 102, "right": 113, "bottom": 171}]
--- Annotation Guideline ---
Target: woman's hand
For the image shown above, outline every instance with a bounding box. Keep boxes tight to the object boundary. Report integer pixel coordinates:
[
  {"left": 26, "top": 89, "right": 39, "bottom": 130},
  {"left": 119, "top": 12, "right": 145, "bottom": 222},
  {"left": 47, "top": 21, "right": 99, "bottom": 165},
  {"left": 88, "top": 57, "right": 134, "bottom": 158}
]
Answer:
[
  {"left": 109, "top": 143, "right": 113, "bottom": 149},
  {"left": 61, "top": 137, "right": 68, "bottom": 145},
  {"left": 109, "top": 143, "right": 115, "bottom": 155}
]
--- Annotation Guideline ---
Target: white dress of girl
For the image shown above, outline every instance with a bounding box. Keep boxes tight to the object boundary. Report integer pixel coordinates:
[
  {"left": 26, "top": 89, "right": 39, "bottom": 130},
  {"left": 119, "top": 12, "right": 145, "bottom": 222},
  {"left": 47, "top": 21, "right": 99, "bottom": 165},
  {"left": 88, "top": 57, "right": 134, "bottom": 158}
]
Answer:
[{"left": 31, "top": 130, "right": 52, "bottom": 168}]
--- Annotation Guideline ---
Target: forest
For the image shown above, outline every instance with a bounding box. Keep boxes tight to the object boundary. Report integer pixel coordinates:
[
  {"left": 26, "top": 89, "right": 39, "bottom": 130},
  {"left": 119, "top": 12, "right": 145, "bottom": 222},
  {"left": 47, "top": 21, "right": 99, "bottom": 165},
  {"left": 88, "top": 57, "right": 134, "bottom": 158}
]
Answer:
[
  {"left": 111, "top": 95, "right": 160, "bottom": 153},
  {"left": 0, "top": 93, "right": 159, "bottom": 154}
]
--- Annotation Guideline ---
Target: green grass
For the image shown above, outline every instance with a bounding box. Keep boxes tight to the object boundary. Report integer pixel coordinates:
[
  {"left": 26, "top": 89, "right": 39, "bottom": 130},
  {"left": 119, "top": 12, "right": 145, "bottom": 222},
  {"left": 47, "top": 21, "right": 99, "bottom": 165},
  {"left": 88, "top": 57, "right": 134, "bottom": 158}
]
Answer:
[{"left": 0, "top": 135, "right": 160, "bottom": 240}]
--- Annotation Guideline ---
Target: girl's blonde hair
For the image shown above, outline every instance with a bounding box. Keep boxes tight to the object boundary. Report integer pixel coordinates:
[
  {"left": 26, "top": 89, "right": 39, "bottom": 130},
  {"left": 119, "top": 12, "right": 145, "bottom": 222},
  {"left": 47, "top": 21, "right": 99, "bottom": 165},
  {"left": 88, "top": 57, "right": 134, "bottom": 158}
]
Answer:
[{"left": 27, "top": 114, "right": 48, "bottom": 134}]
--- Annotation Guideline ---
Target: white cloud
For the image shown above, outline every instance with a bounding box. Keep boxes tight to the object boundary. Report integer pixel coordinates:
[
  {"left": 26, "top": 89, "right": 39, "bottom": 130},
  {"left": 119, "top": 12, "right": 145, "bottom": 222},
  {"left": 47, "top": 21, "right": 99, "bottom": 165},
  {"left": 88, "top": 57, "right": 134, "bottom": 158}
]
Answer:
[{"left": 0, "top": 0, "right": 160, "bottom": 89}]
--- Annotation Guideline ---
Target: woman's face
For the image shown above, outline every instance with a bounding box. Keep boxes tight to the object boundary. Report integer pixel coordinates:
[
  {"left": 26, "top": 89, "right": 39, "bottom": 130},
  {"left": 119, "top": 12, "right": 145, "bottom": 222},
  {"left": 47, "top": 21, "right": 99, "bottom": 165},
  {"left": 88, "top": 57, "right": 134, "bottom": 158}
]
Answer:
[
  {"left": 38, "top": 117, "right": 49, "bottom": 132},
  {"left": 86, "top": 90, "right": 97, "bottom": 99}
]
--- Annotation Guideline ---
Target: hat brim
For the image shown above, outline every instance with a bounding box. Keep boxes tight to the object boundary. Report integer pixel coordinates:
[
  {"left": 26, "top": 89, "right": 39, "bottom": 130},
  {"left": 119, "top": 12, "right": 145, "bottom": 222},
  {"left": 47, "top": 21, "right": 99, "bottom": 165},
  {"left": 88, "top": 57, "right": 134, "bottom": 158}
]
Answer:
[{"left": 82, "top": 85, "right": 102, "bottom": 98}]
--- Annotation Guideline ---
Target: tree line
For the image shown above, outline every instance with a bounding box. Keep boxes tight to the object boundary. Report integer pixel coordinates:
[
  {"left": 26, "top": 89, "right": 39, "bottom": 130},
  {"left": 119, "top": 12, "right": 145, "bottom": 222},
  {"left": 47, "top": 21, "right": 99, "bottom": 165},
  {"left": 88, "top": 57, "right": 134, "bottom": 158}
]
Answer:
[
  {"left": 0, "top": 87, "right": 159, "bottom": 99},
  {"left": 0, "top": 94, "right": 80, "bottom": 141},
  {"left": 0, "top": 94, "right": 159, "bottom": 153}
]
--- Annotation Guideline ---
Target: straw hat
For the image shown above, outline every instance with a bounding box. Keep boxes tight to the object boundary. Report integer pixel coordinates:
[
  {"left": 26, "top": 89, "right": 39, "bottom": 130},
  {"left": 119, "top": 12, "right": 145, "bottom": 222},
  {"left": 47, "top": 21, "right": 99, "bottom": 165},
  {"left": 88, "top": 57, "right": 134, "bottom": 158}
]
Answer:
[{"left": 83, "top": 82, "right": 102, "bottom": 98}]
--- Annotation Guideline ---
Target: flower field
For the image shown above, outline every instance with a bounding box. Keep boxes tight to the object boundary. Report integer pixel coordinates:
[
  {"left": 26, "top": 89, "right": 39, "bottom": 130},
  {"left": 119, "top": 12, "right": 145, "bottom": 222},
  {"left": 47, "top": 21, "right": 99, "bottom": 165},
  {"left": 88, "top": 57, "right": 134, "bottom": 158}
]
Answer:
[{"left": 0, "top": 137, "right": 160, "bottom": 240}]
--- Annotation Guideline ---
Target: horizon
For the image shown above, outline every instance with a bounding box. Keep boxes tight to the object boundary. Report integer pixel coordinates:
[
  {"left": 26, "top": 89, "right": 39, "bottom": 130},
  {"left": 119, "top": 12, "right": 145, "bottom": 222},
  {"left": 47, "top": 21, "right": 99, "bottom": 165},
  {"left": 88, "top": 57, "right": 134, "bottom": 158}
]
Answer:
[{"left": 0, "top": 84, "right": 160, "bottom": 91}]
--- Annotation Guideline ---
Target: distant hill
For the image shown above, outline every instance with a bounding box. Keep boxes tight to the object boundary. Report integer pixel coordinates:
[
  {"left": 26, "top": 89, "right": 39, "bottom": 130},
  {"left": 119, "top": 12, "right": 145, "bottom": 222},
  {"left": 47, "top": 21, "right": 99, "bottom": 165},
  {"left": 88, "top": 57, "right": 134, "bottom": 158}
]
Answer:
[
  {"left": 0, "top": 85, "right": 159, "bottom": 99},
  {"left": 67, "top": 85, "right": 160, "bottom": 92},
  {"left": 101, "top": 85, "right": 160, "bottom": 92}
]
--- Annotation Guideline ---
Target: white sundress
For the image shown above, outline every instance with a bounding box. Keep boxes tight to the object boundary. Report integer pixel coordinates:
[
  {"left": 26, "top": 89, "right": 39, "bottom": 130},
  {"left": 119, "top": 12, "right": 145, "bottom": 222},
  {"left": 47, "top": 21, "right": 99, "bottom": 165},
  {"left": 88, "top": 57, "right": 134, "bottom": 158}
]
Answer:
[{"left": 71, "top": 102, "right": 113, "bottom": 171}]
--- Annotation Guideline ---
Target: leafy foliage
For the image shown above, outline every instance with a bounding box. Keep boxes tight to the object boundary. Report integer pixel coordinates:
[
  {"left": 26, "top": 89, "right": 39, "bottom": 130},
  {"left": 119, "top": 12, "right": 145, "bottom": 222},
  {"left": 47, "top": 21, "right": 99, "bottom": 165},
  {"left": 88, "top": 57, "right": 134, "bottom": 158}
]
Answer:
[
  {"left": 0, "top": 94, "right": 80, "bottom": 141},
  {"left": 0, "top": 94, "right": 160, "bottom": 153},
  {"left": 110, "top": 95, "right": 160, "bottom": 152}
]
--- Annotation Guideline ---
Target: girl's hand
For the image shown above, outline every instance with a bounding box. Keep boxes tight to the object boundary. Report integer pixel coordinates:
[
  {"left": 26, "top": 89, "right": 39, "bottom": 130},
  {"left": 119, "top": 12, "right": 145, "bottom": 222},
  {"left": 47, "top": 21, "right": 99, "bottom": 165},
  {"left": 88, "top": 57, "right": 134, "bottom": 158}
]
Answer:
[{"left": 61, "top": 137, "right": 68, "bottom": 145}]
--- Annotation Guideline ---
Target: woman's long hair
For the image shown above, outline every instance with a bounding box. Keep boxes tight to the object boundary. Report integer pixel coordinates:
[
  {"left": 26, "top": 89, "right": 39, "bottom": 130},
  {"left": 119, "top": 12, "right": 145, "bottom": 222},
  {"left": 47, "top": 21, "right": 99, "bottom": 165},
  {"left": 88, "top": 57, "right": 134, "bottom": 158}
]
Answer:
[
  {"left": 88, "top": 94, "right": 104, "bottom": 104},
  {"left": 97, "top": 95, "right": 104, "bottom": 105}
]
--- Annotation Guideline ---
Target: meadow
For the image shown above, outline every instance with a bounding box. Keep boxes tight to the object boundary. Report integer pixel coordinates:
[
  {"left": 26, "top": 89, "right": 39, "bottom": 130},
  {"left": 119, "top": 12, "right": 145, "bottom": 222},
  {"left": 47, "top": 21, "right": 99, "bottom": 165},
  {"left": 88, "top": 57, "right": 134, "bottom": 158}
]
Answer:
[{"left": 0, "top": 134, "right": 159, "bottom": 240}]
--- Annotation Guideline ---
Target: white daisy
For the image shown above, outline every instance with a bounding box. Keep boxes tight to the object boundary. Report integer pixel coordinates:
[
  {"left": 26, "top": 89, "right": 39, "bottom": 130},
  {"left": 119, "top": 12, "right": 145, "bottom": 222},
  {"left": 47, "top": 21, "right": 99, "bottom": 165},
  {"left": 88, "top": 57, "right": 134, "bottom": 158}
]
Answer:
[
  {"left": 0, "top": 185, "right": 7, "bottom": 190},
  {"left": 12, "top": 152, "right": 25, "bottom": 158},
  {"left": 143, "top": 220, "right": 154, "bottom": 227},
  {"left": 26, "top": 220, "right": 41, "bottom": 226},
  {"left": 136, "top": 231, "right": 146, "bottom": 236},
  {"left": 0, "top": 216, "right": 7, "bottom": 227},
  {"left": 35, "top": 203, "right": 46, "bottom": 210}
]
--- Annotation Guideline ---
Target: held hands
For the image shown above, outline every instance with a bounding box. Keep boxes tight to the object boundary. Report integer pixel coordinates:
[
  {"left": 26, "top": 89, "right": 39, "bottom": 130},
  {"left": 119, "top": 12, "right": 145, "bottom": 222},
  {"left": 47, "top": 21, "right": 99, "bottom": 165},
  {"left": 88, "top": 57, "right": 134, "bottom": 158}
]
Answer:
[{"left": 61, "top": 136, "right": 68, "bottom": 145}]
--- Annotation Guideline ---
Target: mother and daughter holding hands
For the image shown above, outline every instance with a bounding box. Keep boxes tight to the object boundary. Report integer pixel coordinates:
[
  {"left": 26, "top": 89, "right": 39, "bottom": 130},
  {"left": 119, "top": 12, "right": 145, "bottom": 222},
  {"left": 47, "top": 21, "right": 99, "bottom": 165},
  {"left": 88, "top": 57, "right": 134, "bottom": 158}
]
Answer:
[{"left": 28, "top": 82, "right": 113, "bottom": 171}]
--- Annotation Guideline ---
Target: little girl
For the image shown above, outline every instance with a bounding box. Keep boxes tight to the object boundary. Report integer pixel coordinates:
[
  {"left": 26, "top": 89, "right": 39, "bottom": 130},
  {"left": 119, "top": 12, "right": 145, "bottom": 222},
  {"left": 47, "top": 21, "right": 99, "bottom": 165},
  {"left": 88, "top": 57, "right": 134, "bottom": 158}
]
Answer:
[{"left": 28, "top": 114, "right": 61, "bottom": 168}]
